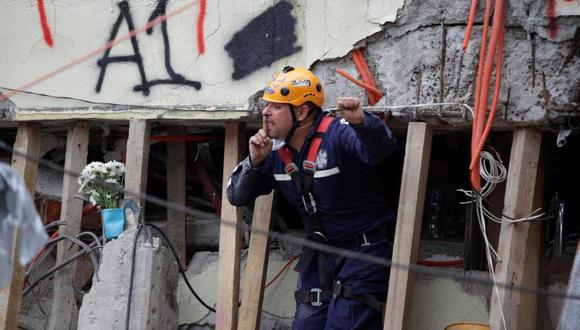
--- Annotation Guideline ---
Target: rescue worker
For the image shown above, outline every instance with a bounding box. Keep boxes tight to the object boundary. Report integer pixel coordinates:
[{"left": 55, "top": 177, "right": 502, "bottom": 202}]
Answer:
[{"left": 227, "top": 66, "right": 397, "bottom": 329}]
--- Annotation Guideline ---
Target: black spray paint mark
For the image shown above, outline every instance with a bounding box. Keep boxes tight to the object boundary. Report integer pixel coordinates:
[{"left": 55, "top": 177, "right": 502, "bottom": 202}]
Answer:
[
  {"left": 95, "top": 1, "right": 201, "bottom": 96},
  {"left": 95, "top": 1, "right": 149, "bottom": 95},
  {"left": 224, "top": 1, "right": 302, "bottom": 80}
]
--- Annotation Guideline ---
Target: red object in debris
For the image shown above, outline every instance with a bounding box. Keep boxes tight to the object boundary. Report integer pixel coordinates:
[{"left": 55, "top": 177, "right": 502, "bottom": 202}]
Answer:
[{"left": 417, "top": 258, "right": 464, "bottom": 267}]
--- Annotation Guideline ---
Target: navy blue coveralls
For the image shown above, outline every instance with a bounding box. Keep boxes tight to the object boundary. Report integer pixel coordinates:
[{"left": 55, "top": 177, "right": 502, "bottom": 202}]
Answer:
[{"left": 227, "top": 110, "right": 397, "bottom": 329}]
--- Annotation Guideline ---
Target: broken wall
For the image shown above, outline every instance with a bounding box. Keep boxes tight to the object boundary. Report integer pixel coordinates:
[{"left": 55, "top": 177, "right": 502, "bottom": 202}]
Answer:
[{"left": 1, "top": 0, "right": 577, "bottom": 124}]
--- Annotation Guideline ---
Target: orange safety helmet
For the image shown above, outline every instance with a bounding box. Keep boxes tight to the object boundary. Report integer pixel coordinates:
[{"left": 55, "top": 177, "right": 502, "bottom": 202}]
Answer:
[{"left": 262, "top": 66, "right": 324, "bottom": 108}]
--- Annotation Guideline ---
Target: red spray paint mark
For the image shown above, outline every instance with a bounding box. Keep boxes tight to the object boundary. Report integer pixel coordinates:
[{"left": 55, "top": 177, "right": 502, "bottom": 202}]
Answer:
[
  {"left": 37, "top": 0, "right": 54, "bottom": 47},
  {"left": 547, "top": 0, "right": 558, "bottom": 39},
  {"left": 197, "top": 0, "right": 206, "bottom": 54}
]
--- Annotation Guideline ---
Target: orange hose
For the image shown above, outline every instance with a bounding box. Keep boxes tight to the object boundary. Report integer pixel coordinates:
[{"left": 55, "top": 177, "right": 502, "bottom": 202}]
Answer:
[
  {"left": 471, "top": 0, "right": 493, "bottom": 152},
  {"left": 474, "top": 0, "right": 504, "bottom": 148},
  {"left": 472, "top": 0, "right": 505, "bottom": 172},
  {"left": 351, "top": 49, "right": 383, "bottom": 105},
  {"left": 470, "top": 21, "right": 505, "bottom": 170},
  {"left": 470, "top": 0, "right": 494, "bottom": 190},
  {"left": 335, "top": 68, "right": 383, "bottom": 100},
  {"left": 352, "top": 51, "right": 375, "bottom": 104},
  {"left": 462, "top": 0, "right": 479, "bottom": 51}
]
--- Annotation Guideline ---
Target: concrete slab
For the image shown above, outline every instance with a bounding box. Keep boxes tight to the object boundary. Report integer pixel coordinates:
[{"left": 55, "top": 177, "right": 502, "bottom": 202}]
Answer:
[{"left": 78, "top": 228, "right": 178, "bottom": 330}]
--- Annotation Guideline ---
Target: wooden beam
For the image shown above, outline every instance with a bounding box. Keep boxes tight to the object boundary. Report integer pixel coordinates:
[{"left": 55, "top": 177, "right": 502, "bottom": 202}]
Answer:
[
  {"left": 489, "top": 127, "right": 542, "bottom": 330},
  {"left": 166, "top": 126, "right": 187, "bottom": 265},
  {"left": 49, "top": 121, "right": 89, "bottom": 330},
  {"left": 125, "top": 119, "right": 151, "bottom": 229},
  {"left": 384, "top": 122, "right": 433, "bottom": 330},
  {"left": 216, "top": 121, "right": 246, "bottom": 330},
  {"left": 238, "top": 192, "right": 275, "bottom": 330},
  {"left": 0, "top": 123, "right": 41, "bottom": 330}
]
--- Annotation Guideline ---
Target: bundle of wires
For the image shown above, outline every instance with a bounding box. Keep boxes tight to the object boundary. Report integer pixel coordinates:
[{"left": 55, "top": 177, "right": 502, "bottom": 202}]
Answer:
[{"left": 458, "top": 149, "right": 549, "bottom": 330}]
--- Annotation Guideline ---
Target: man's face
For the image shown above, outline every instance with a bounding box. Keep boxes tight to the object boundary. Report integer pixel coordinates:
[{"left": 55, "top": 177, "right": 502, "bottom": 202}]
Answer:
[{"left": 262, "top": 102, "right": 293, "bottom": 139}]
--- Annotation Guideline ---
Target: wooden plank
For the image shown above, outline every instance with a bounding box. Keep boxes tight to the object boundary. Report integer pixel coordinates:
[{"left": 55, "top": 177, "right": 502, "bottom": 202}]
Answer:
[
  {"left": 166, "top": 126, "right": 187, "bottom": 265},
  {"left": 216, "top": 121, "right": 246, "bottom": 330},
  {"left": 238, "top": 192, "right": 275, "bottom": 330},
  {"left": 489, "top": 128, "right": 542, "bottom": 330},
  {"left": 49, "top": 121, "right": 89, "bottom": 330},
  {"left": 0, "top": 123, "right": 41, "bottom": 330},
  {"left": 558, "top": 241, "right": 580, "bottom": 330},
  {"left": 124, "top": 119, "right": 151, "bottom": 229},
  {"left": 384, "top": 122, "right": 433, "bottom": 330}
]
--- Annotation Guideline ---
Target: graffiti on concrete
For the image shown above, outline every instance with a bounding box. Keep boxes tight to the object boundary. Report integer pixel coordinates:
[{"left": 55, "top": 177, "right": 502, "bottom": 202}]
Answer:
[
  {"left": 197, "top": 0, "right": 206, "bottom": 54},
  {"left": 225, "top": 1, "right": 302, "bottom": 80},
  {"left": 95, "top": 1, "right": 201, "bottom": 96},
  {"left": 37, "top": 0, "right": 54, "bottom": 47}
]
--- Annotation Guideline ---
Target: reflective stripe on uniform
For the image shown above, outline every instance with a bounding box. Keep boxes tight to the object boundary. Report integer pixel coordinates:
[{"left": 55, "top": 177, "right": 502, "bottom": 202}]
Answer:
[{"left": 273, "top": 167, "right": 340, "bottom": 181}]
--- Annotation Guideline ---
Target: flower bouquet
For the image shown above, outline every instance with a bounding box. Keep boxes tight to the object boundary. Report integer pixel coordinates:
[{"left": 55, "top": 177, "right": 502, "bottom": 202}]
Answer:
[{"left": 78, "top": 161, "right": 126, "bottom": 239}]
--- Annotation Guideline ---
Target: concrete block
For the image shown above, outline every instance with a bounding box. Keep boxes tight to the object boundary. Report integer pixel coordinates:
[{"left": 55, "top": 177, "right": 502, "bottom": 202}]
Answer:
[{"left": 78, "top": 228, "right": 178, "bottom": 330}]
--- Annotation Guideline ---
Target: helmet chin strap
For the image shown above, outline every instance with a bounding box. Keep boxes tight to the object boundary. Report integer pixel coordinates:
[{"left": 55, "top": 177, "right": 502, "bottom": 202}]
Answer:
[{"left": 285, "top": 105, "right": 300, "bottom": 143}]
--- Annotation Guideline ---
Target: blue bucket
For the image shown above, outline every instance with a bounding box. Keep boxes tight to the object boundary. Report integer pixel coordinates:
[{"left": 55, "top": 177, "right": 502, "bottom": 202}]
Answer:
[{"left": 101, "top": 208, "right": 125, "bottom": 239}]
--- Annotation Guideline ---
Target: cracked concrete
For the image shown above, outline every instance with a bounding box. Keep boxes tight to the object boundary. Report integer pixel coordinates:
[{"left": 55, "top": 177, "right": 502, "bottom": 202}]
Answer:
[{"left": 312, "top": 0, "right": 579, "bottom": 128}]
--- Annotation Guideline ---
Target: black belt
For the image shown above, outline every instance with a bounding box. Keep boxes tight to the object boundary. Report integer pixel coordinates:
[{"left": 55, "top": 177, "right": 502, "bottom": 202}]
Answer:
[
  {"left": 333, "top": 221, "right": 393, "bottom": 249},
  {"left": 294, "top": 222, "right": 392, "bottom": 274},
  {"left": 333, "top": 280, "right": 385, "bottom": 313},
  {"left": 294, "top": 282, "right": 386, "bottom": 313},
  {"left": 294, "top": 288, "right": 333, "bottom": 306}
]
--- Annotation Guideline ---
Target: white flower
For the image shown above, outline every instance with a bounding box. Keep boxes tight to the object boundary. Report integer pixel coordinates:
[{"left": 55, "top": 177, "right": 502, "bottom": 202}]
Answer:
[{"left": 78, "top": 160, "right": 126, "bottom": 209}]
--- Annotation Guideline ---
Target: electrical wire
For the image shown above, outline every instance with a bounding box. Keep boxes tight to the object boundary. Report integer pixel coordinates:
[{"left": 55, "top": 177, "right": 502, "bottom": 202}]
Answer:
[
  {"left": 23, "top": 245, "right": 101, "bottom": 296},
  {"left": 25, "top": 233, "right": 102, "bottom": 282},
  {"left": 125, "top": 225, "right": 143, "bottom": 330},
  {"left": 146, "top": 223, "right": 216, "bottom": 313},
  {"left": 2, "top": 140, "right": 580, "bottom": 305},
  {"left": 264, "top": 254, "right": 300, "bottom": 289},
  {"left": 458, "top": 148, "right": 552, "bottom": 330}
]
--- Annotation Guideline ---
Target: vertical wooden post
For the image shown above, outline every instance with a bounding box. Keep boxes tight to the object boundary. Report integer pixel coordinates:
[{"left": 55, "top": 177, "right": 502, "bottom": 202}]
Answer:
[
  {"left": 125, "top": 119, "right": 151, "bottom": 229},
  {"left": 384, "top": 122, "right": 433, "bottom": 330},
  {"left": 166, "top": 126, "right": 187, "bottom": 265},
  {"left": 216, "top": 121, "right": 246, "bottom": 330},
  {"left": 489, "top": 128, "right": 543, "bottom": 330},
  {"left": 238, "top": 192, "right": 275, "bottom": 330},
  {"left": 49, "top": 121, "right": 89, "bottom": 330},
  {"left": 0, "top": 123, "right": 41, "bottom": 330}
]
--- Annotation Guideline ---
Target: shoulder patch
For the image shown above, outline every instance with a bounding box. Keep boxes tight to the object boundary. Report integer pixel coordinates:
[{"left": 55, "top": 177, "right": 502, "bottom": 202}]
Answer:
[{"left": 316, "top": 149, "right": 328, "bottom": 168}]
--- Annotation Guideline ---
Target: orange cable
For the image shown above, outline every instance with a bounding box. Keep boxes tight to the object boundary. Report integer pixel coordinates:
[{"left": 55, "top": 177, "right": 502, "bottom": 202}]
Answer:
[
  {"left": 351, "top": 49, "right": 383, "bottom": 105},
  {"left": 470, "top": 0, "right": 494, "bottom": 190},
  {"left": 335, "top": 68, "right": 383, "bottom": 100},
  {"left": 470, "top": 20, "right": 505, "bottom": 170},
  {"left": 462, "top": 0, "right": 479, "bottom": 51},
  {"left": 474, "top": 0, "right": 504, "bottom": 153}
]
